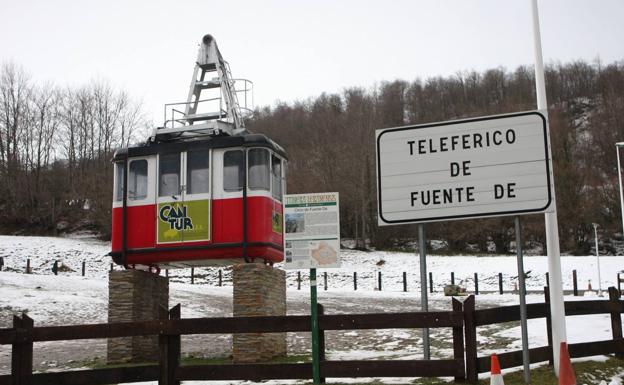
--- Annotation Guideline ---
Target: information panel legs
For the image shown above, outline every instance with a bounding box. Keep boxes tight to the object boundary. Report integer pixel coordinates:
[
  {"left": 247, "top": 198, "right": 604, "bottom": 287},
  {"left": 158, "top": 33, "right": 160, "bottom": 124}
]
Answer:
[
  {"left": 515, "top": 217, "right": 530, "bottom": 384},
  {"left": 310, "top": 268, "right": 321, "bottom": 384},
  {"left": 418, "top": 224, "right": 430, "bottom": 359}
]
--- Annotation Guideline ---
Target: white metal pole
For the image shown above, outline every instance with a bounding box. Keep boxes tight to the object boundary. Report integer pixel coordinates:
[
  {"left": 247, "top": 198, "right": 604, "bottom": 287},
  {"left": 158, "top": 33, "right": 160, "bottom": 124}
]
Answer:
[
  {"left": 531, "top": 0, "right": 567, "bottom": 375},
  {"left": 617, "top": 144, "right": 624, "bottom": 239},
  {"left": 593, "top": 223, "right": 603, "bottom": 296}
]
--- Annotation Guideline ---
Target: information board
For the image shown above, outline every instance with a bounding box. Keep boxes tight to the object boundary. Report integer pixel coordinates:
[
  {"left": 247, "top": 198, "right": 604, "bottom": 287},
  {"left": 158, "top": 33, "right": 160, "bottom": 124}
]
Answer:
[
  {"left": 283, "top": 192, "right": 340, "bottom": 269},
  {"left": 376, "top": 111, "right": 553, "bottom": 225}
]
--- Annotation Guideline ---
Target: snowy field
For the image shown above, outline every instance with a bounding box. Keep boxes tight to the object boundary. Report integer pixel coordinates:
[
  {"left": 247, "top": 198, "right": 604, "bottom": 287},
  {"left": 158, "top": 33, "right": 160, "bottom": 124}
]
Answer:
[
  {"left": 0, "top": 235, "right": 622, "bottom": 293},
  {"left": 0, "top": 235, "right": 623, "bottom": 384}
]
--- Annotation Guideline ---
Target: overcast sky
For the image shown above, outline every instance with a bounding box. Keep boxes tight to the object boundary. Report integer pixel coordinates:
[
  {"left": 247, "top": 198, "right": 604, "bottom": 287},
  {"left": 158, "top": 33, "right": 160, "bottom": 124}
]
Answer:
[{"left": 1, "top": 0, "right": 622, "bottom": 125}]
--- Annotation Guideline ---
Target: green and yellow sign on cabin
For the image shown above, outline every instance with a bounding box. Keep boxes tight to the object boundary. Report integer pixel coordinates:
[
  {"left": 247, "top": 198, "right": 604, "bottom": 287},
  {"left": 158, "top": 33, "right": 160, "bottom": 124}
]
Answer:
[{"left": 157, "top": 200, "right": 210, "bottom": 243}]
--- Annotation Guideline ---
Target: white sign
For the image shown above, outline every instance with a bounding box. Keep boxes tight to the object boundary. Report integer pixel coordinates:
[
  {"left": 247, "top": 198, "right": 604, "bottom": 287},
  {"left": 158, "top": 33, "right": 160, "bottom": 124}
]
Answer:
[
  {"left": 283, "top": 192, "right": 340, "bottom": 269},
  {"left": 376, "top": 111, "right": 553, "bottom": 225}
]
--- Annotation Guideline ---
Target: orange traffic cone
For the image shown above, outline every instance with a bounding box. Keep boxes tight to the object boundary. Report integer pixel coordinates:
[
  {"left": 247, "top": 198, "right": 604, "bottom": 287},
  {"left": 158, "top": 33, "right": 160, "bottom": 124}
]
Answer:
[
  {"left": 490, "top": 354, "right": 504, "bottom": 385},
  {"left": 559, "top": 342, "right": 576, "bottom": 385}
]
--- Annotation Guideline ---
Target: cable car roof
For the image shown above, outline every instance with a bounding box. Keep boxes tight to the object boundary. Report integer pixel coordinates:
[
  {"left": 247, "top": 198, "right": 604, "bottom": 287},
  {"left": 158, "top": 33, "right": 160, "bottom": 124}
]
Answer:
[{"left": 113, "top": 133, "right": 286, "bottom": 162}]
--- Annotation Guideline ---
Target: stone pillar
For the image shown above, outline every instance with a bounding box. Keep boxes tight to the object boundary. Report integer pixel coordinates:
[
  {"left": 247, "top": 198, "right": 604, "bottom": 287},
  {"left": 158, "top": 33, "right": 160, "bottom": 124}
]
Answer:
[
  {"left": 107, "top": 269, "right": 169, "bottom": 364},
  {"left": 233, "top": 263, "right": 286, "bottom": 362}
]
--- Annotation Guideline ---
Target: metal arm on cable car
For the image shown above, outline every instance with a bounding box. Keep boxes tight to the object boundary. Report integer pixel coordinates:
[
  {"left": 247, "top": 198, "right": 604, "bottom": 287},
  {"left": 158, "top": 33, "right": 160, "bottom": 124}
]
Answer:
[{"left": 154, "top": 35, "right": 253, "bottom": 141}]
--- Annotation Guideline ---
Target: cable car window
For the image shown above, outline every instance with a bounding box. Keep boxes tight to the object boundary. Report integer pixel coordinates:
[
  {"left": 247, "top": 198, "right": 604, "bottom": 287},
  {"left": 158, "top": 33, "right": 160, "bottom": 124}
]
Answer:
[
  {"left": 223, "top": 150, "right": 244, "bottom": 192},
  {"left": 248, "top": 148, "right": 270, "bottom": 191},
  {"left": 271, "top": 155, "right": 282, "bottom": 200},
  {"left": 129, "top": 160, "right": 148, "bottom": 200},
  {"left": 187, "top": 150, "right": 210, "bottom": 194},
  {"left": 115, "top": 162, "right": 124, "bottom": 201},
  {"left": 159, "top": 153, "right": 181, "bottom": 197}
]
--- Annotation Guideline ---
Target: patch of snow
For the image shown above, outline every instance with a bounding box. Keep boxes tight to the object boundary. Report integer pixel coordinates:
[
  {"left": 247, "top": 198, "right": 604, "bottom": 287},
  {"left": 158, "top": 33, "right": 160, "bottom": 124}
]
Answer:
[{"left": 1, "top": 235, "right": 624, "bottom": 384}]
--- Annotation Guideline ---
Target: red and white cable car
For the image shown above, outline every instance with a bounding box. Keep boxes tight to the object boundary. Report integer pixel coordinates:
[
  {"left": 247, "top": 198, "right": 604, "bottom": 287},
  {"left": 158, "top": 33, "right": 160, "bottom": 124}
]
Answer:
[{"left": 110, "top": 35, "right": 286, "bottom": 268}]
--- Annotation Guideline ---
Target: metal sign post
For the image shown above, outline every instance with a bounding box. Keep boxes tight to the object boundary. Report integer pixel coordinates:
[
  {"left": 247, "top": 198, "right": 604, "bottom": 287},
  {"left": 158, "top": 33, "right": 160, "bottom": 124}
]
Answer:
[
  {"left": 418, "top": 223, "right": 430, "bottom": 359},
  {"left": 376, "top": 108, "right": 555, "bottom": 379},
  {"left": 310, "top": 268, "right": 321, "bottom": 384},
  {"left": 515, "top": 216, "right": 530, "bottom": 384}
]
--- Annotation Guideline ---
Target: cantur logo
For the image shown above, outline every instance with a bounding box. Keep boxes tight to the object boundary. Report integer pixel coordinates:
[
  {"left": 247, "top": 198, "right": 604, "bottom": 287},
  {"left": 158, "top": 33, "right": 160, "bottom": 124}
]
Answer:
[{"left": 159, "top": 204, "right": 194, "bottom": 231}]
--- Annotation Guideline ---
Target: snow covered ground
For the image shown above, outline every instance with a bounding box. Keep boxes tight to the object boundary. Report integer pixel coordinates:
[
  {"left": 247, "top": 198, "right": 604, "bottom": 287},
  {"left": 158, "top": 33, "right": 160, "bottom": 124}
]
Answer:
[
  {"left": 0, "top": 235, "right": 623, "bottom": 384},
  {"left": 1, "top": 234, "right": 622, "bottom": 293}
]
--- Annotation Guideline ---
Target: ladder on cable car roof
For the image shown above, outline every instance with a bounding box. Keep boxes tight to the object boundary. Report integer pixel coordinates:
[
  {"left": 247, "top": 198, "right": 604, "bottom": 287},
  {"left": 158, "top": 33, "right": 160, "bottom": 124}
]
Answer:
[{"left": 154, "top": 34, "right": 253, "bottom": 140}]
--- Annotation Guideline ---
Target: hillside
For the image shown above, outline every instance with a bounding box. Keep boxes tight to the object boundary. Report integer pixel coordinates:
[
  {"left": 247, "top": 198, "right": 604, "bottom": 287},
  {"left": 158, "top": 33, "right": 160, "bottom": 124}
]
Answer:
[{"left": 1, "top": 60, "right": 624, "bottom": 255}]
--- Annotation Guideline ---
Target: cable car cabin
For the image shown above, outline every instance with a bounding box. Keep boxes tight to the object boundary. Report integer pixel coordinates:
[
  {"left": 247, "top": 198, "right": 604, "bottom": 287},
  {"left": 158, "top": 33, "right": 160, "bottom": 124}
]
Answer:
[{"left": 110, "top": 134, "right": 287, "bottom": 268}]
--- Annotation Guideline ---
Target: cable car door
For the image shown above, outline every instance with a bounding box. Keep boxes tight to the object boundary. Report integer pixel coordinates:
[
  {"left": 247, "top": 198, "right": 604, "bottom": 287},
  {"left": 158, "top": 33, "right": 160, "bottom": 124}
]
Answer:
[
  {"left": 181, "top": 149, "right": 211, "bottom": 243},
  {"left": 156, "top": 150, "right": 211, "bottom": 244}
]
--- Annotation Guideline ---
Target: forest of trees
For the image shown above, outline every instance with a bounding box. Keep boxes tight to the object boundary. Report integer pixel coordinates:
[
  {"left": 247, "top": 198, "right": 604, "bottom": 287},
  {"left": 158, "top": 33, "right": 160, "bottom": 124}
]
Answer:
[
  {"left": 248, "top": 59, "right": 624, "bottom": 254},
  {"left": 1, "top": 59, "right": 623, "bottom": 254},
  {"left": 0, "top": 62, "right": 149, "bottom": 237}
]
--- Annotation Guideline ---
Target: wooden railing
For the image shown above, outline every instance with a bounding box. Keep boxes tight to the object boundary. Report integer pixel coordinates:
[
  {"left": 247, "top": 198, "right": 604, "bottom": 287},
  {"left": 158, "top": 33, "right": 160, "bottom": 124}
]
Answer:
[
  {"left": 463, "top": 286, "right": 624, "bottom": 384},
  {"left": 3, "top": 288, "right": 624, "bottom": 384},
  {"left": 0, "top": 301, "right": 466, "bottom": 385}
]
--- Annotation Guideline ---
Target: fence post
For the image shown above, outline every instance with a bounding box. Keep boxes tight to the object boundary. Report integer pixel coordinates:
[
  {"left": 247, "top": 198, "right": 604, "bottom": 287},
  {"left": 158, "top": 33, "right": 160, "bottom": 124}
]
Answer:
[
  {"left": 317, "top": 303, "right": 326, "bottom": 384},
  {"left": 498, "top": 273, "right": 503, "bottom": 294},
  {"left": 451, "top": 271, "right": 455, "bottom": 285},
  {"left": 572, "top": 270, "right": 578, "bottom": 296},
  {"left": 429, "top": 272, "right": 433, "bottom": 293},
  {"left": 544, "top": 285, "right": 553, "bottom": 365},
  {"left": 474, "top": 273, "right": 479, "bottom": 295},
  {"left": 619, "top": 273, "right": 622, "bottom": 294},
  {"left": 190, "top": 268, "right": 194, "bottom": 284},
  {"left": 353, "top": 272, "right": 357, "bottom": 291},
  {"left": 159, "top": 304, "right": 181, "bottom": 385},
  {"left": 218, "top": 269, "right": 222, "bottom": 286},
  {"left": 159, "top": 305, "right": 168, "bottom": 384},
  {"left": 463, "top": 295, "right": 477, "bottom": 384},
  {"left": 52, "top": 260, "right": 58, "bottom": 275},
  {"left": 11, "top": 313, "right": 33, "bottom": 385},
  {"left": 452, "top": 298, "right": 466, "bottom": 382},
  {"left": 324, "top": 272, "right": 327, "bottom": 291},
  {"left": 403, "top": 272, "right": 407, "bottom": 292},
  {"left": 608, "top": 287, "right": 624, "bottom": 358},
  {"left": 26, "top": 259, "right": 30, "bottom": 274},
  {"left": 81, "top": 260, "right": 86, "bottom": 277},
  {"left": 297, "top": 271, "right": 301, "bottom": 290},
  {"left": 110, "top": 263, "right": 113, "bottom": 272},
  {"left": 166, "top": 269, "right": 169, "bottom": 278},
  {"left": 378, "top": 271, "right": 382, "bottom": 291}
]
